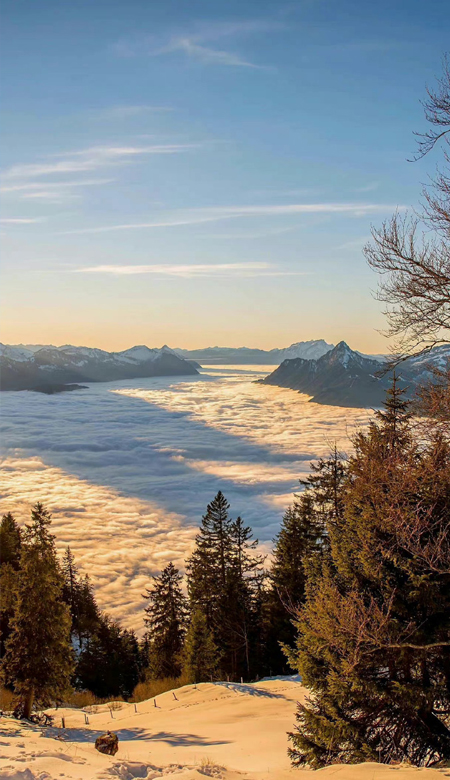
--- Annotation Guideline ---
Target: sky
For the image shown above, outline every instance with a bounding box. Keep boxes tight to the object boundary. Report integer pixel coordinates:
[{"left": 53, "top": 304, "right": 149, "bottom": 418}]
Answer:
[{"left": 1, "top": 0, "right": 449, "bottom": 353}]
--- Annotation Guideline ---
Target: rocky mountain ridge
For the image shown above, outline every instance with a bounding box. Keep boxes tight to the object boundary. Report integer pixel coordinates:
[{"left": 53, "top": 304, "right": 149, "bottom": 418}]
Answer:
[
  {"left": 261, "top": 341, "right": 450, "bottom": 407},
  {"left": 0, "top": 343, "right": 198, "bottom": 391}
]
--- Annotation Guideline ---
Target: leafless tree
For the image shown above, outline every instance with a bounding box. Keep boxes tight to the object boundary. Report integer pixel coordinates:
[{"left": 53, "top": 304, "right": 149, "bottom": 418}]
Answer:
[{"left": 365, "top": 57, "right": 450, "bottom": 358}]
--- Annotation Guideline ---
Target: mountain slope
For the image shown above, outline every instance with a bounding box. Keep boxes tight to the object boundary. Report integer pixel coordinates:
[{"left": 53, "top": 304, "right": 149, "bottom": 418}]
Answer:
[
  {"left": 0, "top": 343, "right": 198, "bottom": 391},
  {"left": 261, "top": 342, "right": 391, "bottom": 407},
  {"left": 260, "top": 341, "right": 450, "bottom": 408}
]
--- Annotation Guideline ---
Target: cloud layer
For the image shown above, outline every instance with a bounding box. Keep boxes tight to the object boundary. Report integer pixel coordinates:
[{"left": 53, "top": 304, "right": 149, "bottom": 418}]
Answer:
[{"left": 0, "top": 365, "right": 371, "bottom": 630}]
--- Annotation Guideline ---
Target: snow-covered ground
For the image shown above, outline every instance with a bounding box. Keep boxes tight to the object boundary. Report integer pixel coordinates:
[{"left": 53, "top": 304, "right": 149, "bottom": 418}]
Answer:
[{"left": 0, "top": 679, "right": 446, "bottom": 780}]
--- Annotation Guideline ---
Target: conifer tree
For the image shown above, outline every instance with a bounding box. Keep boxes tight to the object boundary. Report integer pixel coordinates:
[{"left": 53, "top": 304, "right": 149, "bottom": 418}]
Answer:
[
  {"left": 187, "top": 492, "right": 265, "bottom": 679},
  {"left": 143, "top": 562, "right": 187, "bottom": 679},
  {"left": 0, "top": 513, "right": 22, "bottom": 658},
  {"left": 2, "top": 503, "right": 73, "bottom": 718},
  {"left": 265, "top": 493, "right": 324, "bottom": 675},
  {"left": 288, "top": 386, "right": 450, "bottom": 766},
  {"left": 0, "top": 513, "right": 22, "bottom": 569},
  {"left": 76, "top": 614, "right": 140, "bottom": 698},
  {"left": 183, "top": 608, "right": 219, "bottom": 684}
]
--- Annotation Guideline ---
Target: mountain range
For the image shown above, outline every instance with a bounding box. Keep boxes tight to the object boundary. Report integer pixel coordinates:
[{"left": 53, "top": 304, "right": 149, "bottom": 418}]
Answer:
[
  {"left": 261, "top": 341, "right": 450, "bottom": 407},
  {"left": 174, "top": 339, "right": 334, "bottom": 364},
  {"left": 0, "top": 344, "right": 198, "bottom": 391}
]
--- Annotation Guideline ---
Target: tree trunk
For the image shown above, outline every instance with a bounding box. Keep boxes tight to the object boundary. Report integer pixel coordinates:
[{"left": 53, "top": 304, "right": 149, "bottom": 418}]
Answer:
[{"left": 23, "top": 687, "right": 34, "bottom": 719}]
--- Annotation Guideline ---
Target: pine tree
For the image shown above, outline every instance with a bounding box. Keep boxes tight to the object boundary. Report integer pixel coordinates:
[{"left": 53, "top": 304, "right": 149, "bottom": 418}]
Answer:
[
  {"left": 143, "top": 562, "right": 187, "bottom": 679},
  {"left": 183, "top": 608, "right": 220, "bottom": 684},
  {"left": 1, "top": 503, "right": 73, "bottom": 718},
  {"left": 288, "top": 386, "right": 450, "bottom": 766}
]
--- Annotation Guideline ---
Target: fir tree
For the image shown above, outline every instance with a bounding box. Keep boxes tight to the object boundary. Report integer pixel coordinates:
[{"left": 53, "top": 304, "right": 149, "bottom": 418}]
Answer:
[
  {"left": 1, "top": 503, "right": 73, "bottom": 718},
  {"left": 143, "top": 562, "right": 187, "bottom": 679},
  {"left": 183, "top": 608, "right": 219, "bottom": 684},
  {"left": 288, "top": 386, "right": 450, "bottom": 766}
]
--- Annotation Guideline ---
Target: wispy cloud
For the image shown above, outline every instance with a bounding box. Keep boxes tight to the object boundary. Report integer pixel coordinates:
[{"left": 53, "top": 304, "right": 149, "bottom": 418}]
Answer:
[
  {"left": 156, "top": 37, "right": 265, "bottom": 69},
  {"left": 1, "top": 178, "right": 115, "bottom": 203},
  {"left": 2, "top": 144, "right": 198, "bottom": 181},
  {"left": 97, "top": 105, "right": 174, "bottom": 119},
  {"left": 114, "top": 17, "right": 279, "bottom": 70},
  {"left": 76, "top": 262, "right": 304, "bottom": 278},
  {"left": 56, "top": 202, "right": 404, "bottom": 235},
  {"left": 0, "top": 217, "right": 45, "bottom": 224}
]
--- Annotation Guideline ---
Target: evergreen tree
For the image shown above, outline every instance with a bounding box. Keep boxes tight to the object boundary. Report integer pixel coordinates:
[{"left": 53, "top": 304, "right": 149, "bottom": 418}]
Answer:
[
  {"left": 1, "top": 503, "right": 73, "bottom": 718},
  {"left": 143, "top": 562, "right": 187, "bottom": 679},
  {"left": 183, "top": 608, "right": 220, "bottom": 683},
  {"left": 288, "top": 386, "right": 450, "bottom": 766},
  {"left": 76, "top": 615, "right": 140, "bottom": 698},
  {"left": 265, "top": 493, "right": 324, "bottom": 675},
  {"left": 187, "top": 492, "right": 265, "bottom": 680},
  {"left": 0, "top": 513, "right": 22, "bottom": 569},
  {"left": 186, "top": 491, "right": 233, "bottom": 673},
  {"left": 0, "top": 513, "right": 22, "bottom": 658}
]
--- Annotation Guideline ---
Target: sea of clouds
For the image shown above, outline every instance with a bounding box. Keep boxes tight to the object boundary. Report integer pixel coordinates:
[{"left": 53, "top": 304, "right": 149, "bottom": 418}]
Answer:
[{"left": 0, "top": 365, "right": 371, "bottom": 630}]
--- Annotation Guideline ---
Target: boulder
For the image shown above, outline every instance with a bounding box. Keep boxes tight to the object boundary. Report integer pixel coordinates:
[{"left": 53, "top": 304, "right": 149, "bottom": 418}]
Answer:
[{"left": 95, "top": 731, "right": 119, "bottom": 756}]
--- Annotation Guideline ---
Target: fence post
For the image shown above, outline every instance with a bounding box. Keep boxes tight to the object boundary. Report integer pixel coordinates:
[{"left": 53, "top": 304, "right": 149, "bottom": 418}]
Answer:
[
  {"left": 61, "top": 717, "right": 65, "bottom": 729},
  {"left": 154, "top": 698, "right": 157, "bottom": 707},
  {"left": 134, "top": 703, "right": 137, "bottom": 713}
]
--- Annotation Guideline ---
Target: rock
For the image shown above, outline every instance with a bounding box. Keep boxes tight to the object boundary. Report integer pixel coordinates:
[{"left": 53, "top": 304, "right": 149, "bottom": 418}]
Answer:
[{"left": 95, "top": 731, "right": 119, "bottom": 755}]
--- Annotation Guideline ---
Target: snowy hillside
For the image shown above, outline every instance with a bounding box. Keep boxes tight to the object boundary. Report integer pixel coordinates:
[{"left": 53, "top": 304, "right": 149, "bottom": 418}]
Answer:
[{"left": 0, "top": 678, "right": 445, "bottom": 780}]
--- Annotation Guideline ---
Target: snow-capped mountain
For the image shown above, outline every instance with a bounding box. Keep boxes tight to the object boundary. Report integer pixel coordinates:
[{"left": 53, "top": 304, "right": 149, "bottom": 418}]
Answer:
[
  {"left": 261, "top": 341, "right": 450, "bottom": 408},
  {"left": 175, "top": 339, "right": 334, "bottom": 364},
  {"left": 0, "top": 343, "right": 198, "bottom": 391}
]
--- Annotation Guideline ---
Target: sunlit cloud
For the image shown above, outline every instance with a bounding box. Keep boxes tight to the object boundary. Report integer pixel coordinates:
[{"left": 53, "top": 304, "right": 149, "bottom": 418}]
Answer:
[
  {"left": 56, "top": 202, "right": 404, "bottom": 235},
  {"left": 76, "top": 262, "right": 306, "bottom": 278},
  {"left": 1, "top": 367, "right": 372, "bottom": 627}
]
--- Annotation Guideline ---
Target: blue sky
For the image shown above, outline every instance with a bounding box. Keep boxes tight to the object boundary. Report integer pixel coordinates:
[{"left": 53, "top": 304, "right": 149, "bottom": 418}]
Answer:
[{"left": 1, "top": 0, "right": 449, "bottom": 352}]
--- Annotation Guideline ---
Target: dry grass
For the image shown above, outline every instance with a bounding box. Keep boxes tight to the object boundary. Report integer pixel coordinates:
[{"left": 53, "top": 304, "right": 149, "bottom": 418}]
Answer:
[
  {"left": 62, "top": 690, "right": 125, "bottom": 709},
  {"left": 131, "top": 673, "right": 191, "bottom": 703}
]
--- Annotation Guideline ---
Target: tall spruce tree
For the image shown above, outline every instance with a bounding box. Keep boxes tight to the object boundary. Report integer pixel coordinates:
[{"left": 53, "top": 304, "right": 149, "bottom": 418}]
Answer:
[
  {"left": 183, "top": 607, "right": 220, "bottom": 683},
  {"left": 287, "top": 386, "right": 450, "bottom": 766},
  {"left": 1, "top": 503, "right": 73, "bottom": 718},
  {"left": 187, "top": 492, "right": 265, "bottom": 680},
  {"left": 186, "top": 491, "right": 233, "bottom": 674},
  {"left": 143, "top": 562, "right": 187, "bottom": 679}
]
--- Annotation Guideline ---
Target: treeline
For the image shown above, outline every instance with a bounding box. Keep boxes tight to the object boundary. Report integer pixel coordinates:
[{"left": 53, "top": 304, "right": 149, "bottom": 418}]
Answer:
[
  {"left": 0, "top": 479, "right": 323, "bottom": 710},
  {"left": 1, "top": 382, "right": 450, "bottom": 765}
]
